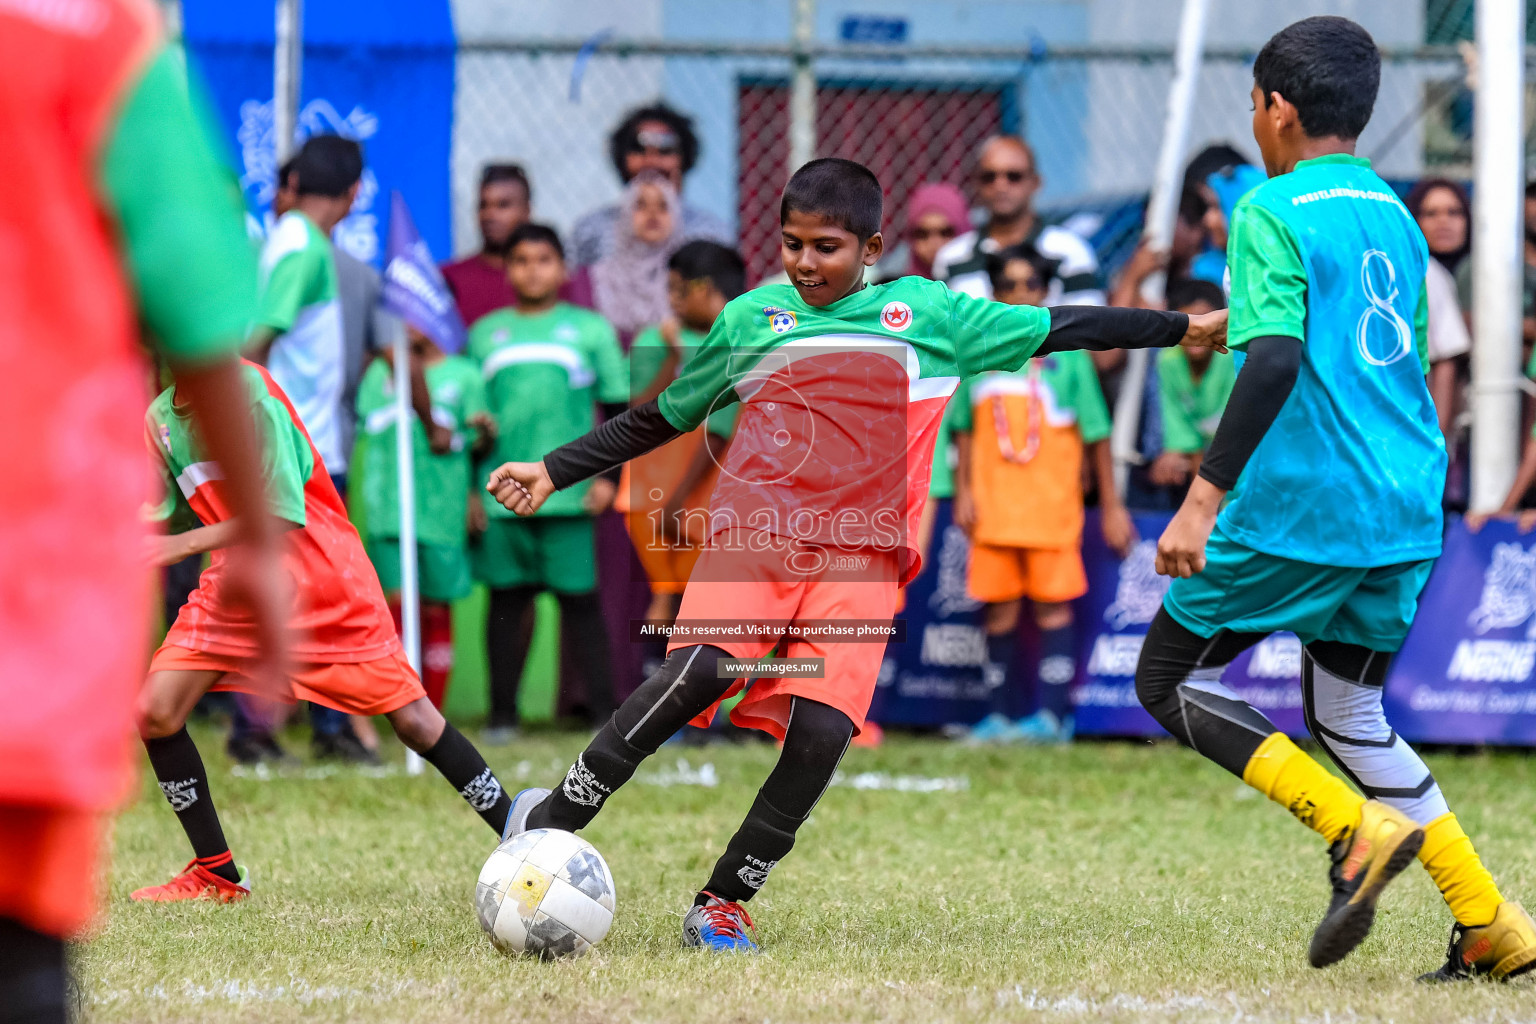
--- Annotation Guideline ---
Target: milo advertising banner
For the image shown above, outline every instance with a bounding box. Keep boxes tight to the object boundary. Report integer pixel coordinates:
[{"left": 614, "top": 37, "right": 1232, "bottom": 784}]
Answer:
[
  {"left": 1070, "top": 511, "right": 1306, "bottom": 738},
  {"left": 1385, "top": 517, "right": 1536, "bottom": 745}
]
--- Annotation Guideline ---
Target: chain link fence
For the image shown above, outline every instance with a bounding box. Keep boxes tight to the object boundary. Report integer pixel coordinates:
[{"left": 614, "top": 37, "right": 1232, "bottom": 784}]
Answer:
[{"left": 451, "top": 38, "right": 1526, "bottom": 284}]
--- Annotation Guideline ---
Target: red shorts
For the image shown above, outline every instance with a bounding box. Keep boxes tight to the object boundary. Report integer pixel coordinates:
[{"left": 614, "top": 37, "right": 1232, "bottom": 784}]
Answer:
[
  {"left": 671, "top": 532, "right": 899, "bottom": 739},
  {"left": 0, "top": 805, "right": 105, "bottom": 938},
  {"left": 147, "top": 645, "right": 425, "bottom": 716}
]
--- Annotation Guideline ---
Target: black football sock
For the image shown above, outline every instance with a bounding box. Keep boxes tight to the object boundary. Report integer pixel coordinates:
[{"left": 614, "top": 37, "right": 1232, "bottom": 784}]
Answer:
[
  {"left": 701, "top": 698, "right": 853, "bottom": 904},
  {"left": 530, "top": 644, "right": 735, "bottom": 833},
  {"left": 983, "top": 631, "right": 1017, "bottom": 717},
  {"left": 420, "top": 723, "right": 513, "bottom": 835},
  {"left": 0, "top": 917, "right": 66, "bottom": 1024},
  {"left": 486, "top": 586, "right": 538, "bottom": 728},
  {"left": 1036, "top": 622, "right": 1077, "bottom": 720},
  {"left": 142, "top": 728, "right": 240, "bottom": 883},
  {"left": 556, "top": 591, "right": 616, "bottom": 722}
]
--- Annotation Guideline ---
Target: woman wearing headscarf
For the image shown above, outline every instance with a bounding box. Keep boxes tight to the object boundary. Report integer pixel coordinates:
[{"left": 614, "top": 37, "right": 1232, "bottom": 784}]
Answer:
[
  {"left": 587, "top": 170, "right": 684, "bottom": 350},
  {"left": 1406, "top": 178, "right": 1474, "bottom": 504},
  {"left": 875, "top": 181, "right": 971, "bottom": 283}
]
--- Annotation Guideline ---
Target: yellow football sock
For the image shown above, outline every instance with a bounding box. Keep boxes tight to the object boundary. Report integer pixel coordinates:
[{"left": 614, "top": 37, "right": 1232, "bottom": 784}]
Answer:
[
  {"left": 1241, "top": 732, "right": 1363, "bottom": 844},
  {"left": 1418, "top": 812, "right": 1503, "bottom": 927}
]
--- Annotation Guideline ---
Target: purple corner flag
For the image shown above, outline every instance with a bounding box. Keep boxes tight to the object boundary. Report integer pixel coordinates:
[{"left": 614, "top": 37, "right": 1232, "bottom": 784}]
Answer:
[{"left": 382, "top": 190, "right": 466, "bottom": 354}]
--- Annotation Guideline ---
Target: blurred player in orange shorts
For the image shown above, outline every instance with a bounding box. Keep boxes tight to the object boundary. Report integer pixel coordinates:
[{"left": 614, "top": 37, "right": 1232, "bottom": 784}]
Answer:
[
  {"left": 618, "top": 241, "right": 743, "bottom": 676},
  {"left": 0, "top": 3, "right": 292, "bottom": 1017},
  {"left": 952, "top": 244, "right": 1135, "bottom": 745},
  {"left": 485, "top": 158, "right": 1223, "bottom": 949},
  {"left": 131, "top": 363, "right": 515, "bottom": 902}
]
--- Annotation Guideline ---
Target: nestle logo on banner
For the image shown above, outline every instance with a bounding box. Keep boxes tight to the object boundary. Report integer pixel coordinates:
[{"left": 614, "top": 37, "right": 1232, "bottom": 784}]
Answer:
[
  {"left": 1103, "top": 540, "right": 1170, "bottom": 629},
  {"left": 1087, "top": 635, "right": 1143, "bottom": 677},
  {"left": 920, "top": 623, "right": 986, "bottom": 667},
  {"left": 927, "top": 525, "right": 982, "bottom": 618},
  {"left": 1455, "top": 541, "right": 1536, "bottom": 683}
]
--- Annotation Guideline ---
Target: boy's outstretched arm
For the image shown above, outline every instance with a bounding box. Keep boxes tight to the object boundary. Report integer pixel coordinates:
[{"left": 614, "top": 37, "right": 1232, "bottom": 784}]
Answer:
[
  {"left": 1036, "top": 305, "right": 1228, "bottom": 356},
  {"left": 1155, "top": 335, "right": 1302, "bottom": 577},
  {"left": 487, "top": 398, "right": 683, "bottom": 516}
]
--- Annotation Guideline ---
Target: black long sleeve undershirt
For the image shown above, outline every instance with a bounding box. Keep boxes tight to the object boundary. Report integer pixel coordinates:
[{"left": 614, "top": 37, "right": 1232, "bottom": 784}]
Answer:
[
  {"left": 1197, "top": 335, "right": 1303, "bottom": 492},
  {"left": 546, "top": 399, "right": 681, "bottom": 491},
  {"left": 545, "top": 307, "right": 1195, "bottom": 492},
  {"left": 1038, "top": 306, "right": 1188, "bottom": 354}
]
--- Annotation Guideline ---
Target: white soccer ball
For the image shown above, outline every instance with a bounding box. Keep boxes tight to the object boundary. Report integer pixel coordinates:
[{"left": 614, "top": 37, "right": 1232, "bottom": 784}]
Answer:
[{"left": 475, "top": 828, "right": 616, "bottom": 959}]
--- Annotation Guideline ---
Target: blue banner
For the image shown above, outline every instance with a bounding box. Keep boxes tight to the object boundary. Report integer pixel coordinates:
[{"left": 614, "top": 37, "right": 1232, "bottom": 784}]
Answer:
[
  {"left": 382, "top": 192, "right": 466, "bottom": 354},
  {"left": 1071, "top": 511, "right": 1305, "bottom": 738},
  {"left": 182, "top": 0, "right": 455, "bottom": 266},
  {"left": 1385, "top": 517, "right": 1536, "bottom": 744},
  {"left": 870, "top": 499, "right": 991, "bottom": 726}
]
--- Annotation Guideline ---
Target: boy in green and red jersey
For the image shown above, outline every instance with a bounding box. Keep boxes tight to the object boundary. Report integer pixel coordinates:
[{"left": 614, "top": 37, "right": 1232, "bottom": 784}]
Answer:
[
  {"left": 469, "top": 223, "right": 628, "bottom": 736},
  {"left": 134, "top": 361, "right": 515, "bottom": 902},
  {"left": 356, "top": 327, "right": 495, "bottom": 707},
  {"left": 952, "top": 244, "right": 1133, "bottom": 746},
  {"left": 0, "top": 2, "right": 291, "bottom": 1013},
  {"left": 486, "top": 158, "right": 1226, "bottom": 950}
]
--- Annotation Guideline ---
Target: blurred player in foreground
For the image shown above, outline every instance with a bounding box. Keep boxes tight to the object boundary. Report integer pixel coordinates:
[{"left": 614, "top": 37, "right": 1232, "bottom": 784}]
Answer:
[
  {"left": 0, "top": 3, "right": 290, "bottom": 1020},
  {"left": 133, "top": 362, "right": 516, "bottom": 902},
  {"left": 486, "top": 157, "right": 1227, "bottom": 951},
  {"left": 1134, "top": 16, "right": 1535, "bottom": 981}
]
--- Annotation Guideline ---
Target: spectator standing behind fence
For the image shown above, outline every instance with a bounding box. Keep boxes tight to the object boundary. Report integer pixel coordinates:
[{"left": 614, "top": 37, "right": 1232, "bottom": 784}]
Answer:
[
  {"left": 1149, "top": 280, "right": 1236, "bottom": 500},
  {"left": 1182, "top": 143, "right": 1267, "bottom": 289},
  {"left": 874, "top": 182, "right": 971, "bottom": 283},
  {"left": 570, "top": 104, "right": 731, "bottom": 270},
  {"left": 441, "top": 163, "right": 531, "bottom": 327},
  {"left": 933, "top": 136, "right": 1102, "bottom": 307},
  {"left": 470, "top": 224, "right": 627, "bottom": 742},
  {"left": 620, "top": 241, "right": 744, "bottom": 679},
  {"left": 950, "top": 245, "right": 1134, "bottom": 747},
  {"left": 1405, "top": 178, "right": 1475, "bottom": 506},
  {"left": 588, "top": 171, "right": 686, "bottom": 349},
  {"left": 355, "top": 327, "right": 494, "bottom": 710}
]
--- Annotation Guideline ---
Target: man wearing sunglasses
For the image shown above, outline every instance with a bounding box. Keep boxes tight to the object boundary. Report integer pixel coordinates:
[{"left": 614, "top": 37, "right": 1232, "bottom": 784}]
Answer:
[
  {"left": 569, "top": 102, "right": 733, "bottom": 268},
  {"left": 933, "top": 135, "right": 1103, "bottom": 307}
]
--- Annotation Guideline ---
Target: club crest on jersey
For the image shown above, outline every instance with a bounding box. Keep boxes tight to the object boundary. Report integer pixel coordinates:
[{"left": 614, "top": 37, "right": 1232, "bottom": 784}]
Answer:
[
  {"left": 159, "top": 424, "right": 173, "bottom": 454},
  {"left": 764, "top": 306, "right": 797, "bottom": 334},
  {"left": 880, "top": 300, "right": 913, "bottom": 332}
]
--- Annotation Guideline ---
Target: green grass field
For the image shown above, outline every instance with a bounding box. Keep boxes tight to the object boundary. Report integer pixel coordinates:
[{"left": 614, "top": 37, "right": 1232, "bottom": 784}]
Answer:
[{"left": 79, "top": 727, "right": 1536, "bottom": 1023}]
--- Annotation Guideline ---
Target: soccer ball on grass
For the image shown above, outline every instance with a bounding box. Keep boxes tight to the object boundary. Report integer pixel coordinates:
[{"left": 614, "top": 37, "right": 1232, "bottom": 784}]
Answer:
[{"left": 476, "top": 828, "right": 616, "bottom": 959}]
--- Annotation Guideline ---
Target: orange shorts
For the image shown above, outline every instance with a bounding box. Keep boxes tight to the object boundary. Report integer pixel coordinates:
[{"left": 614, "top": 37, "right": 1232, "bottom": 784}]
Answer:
[
  {"left": 967, "top": 541, "right": 1087, "bottom": 605},
  {"left": 0, "top": 805, "right": 105, "bottom": 938},
  {"left": 626, "top": 512, "right": 704, "bottom": 596},
  {"left": 670, "top": 532, "right": 899, "bottom": 739},
  {"left": 147, "top": 645, "right": 425, "bottom": 716}
]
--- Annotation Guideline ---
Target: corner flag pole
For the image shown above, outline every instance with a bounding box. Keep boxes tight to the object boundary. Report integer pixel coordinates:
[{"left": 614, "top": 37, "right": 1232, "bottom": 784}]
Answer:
[
  {"left": 1109, "top": 0, "right": 1210, "bottom": 493},
  {"left": 1469, "top": 0, "right": 1526, "bottom": 511},
  {"left": 394, "top": 333, "right": 425, "bottom": 776}
]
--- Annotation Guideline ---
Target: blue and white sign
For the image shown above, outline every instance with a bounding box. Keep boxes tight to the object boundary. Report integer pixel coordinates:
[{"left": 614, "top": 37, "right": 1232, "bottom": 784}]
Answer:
[
  {"left": 1386, "top": 518, "right": 1536, "bottom": 745},
  {"left": 182, "top": 0, "right": 455, "bottom": 266}
]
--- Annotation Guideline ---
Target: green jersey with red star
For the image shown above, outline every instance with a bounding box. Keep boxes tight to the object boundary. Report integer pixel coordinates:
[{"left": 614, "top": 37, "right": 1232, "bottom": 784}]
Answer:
[{"left": 657, "top": 275, "right": 1050, "bottom": 580}]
